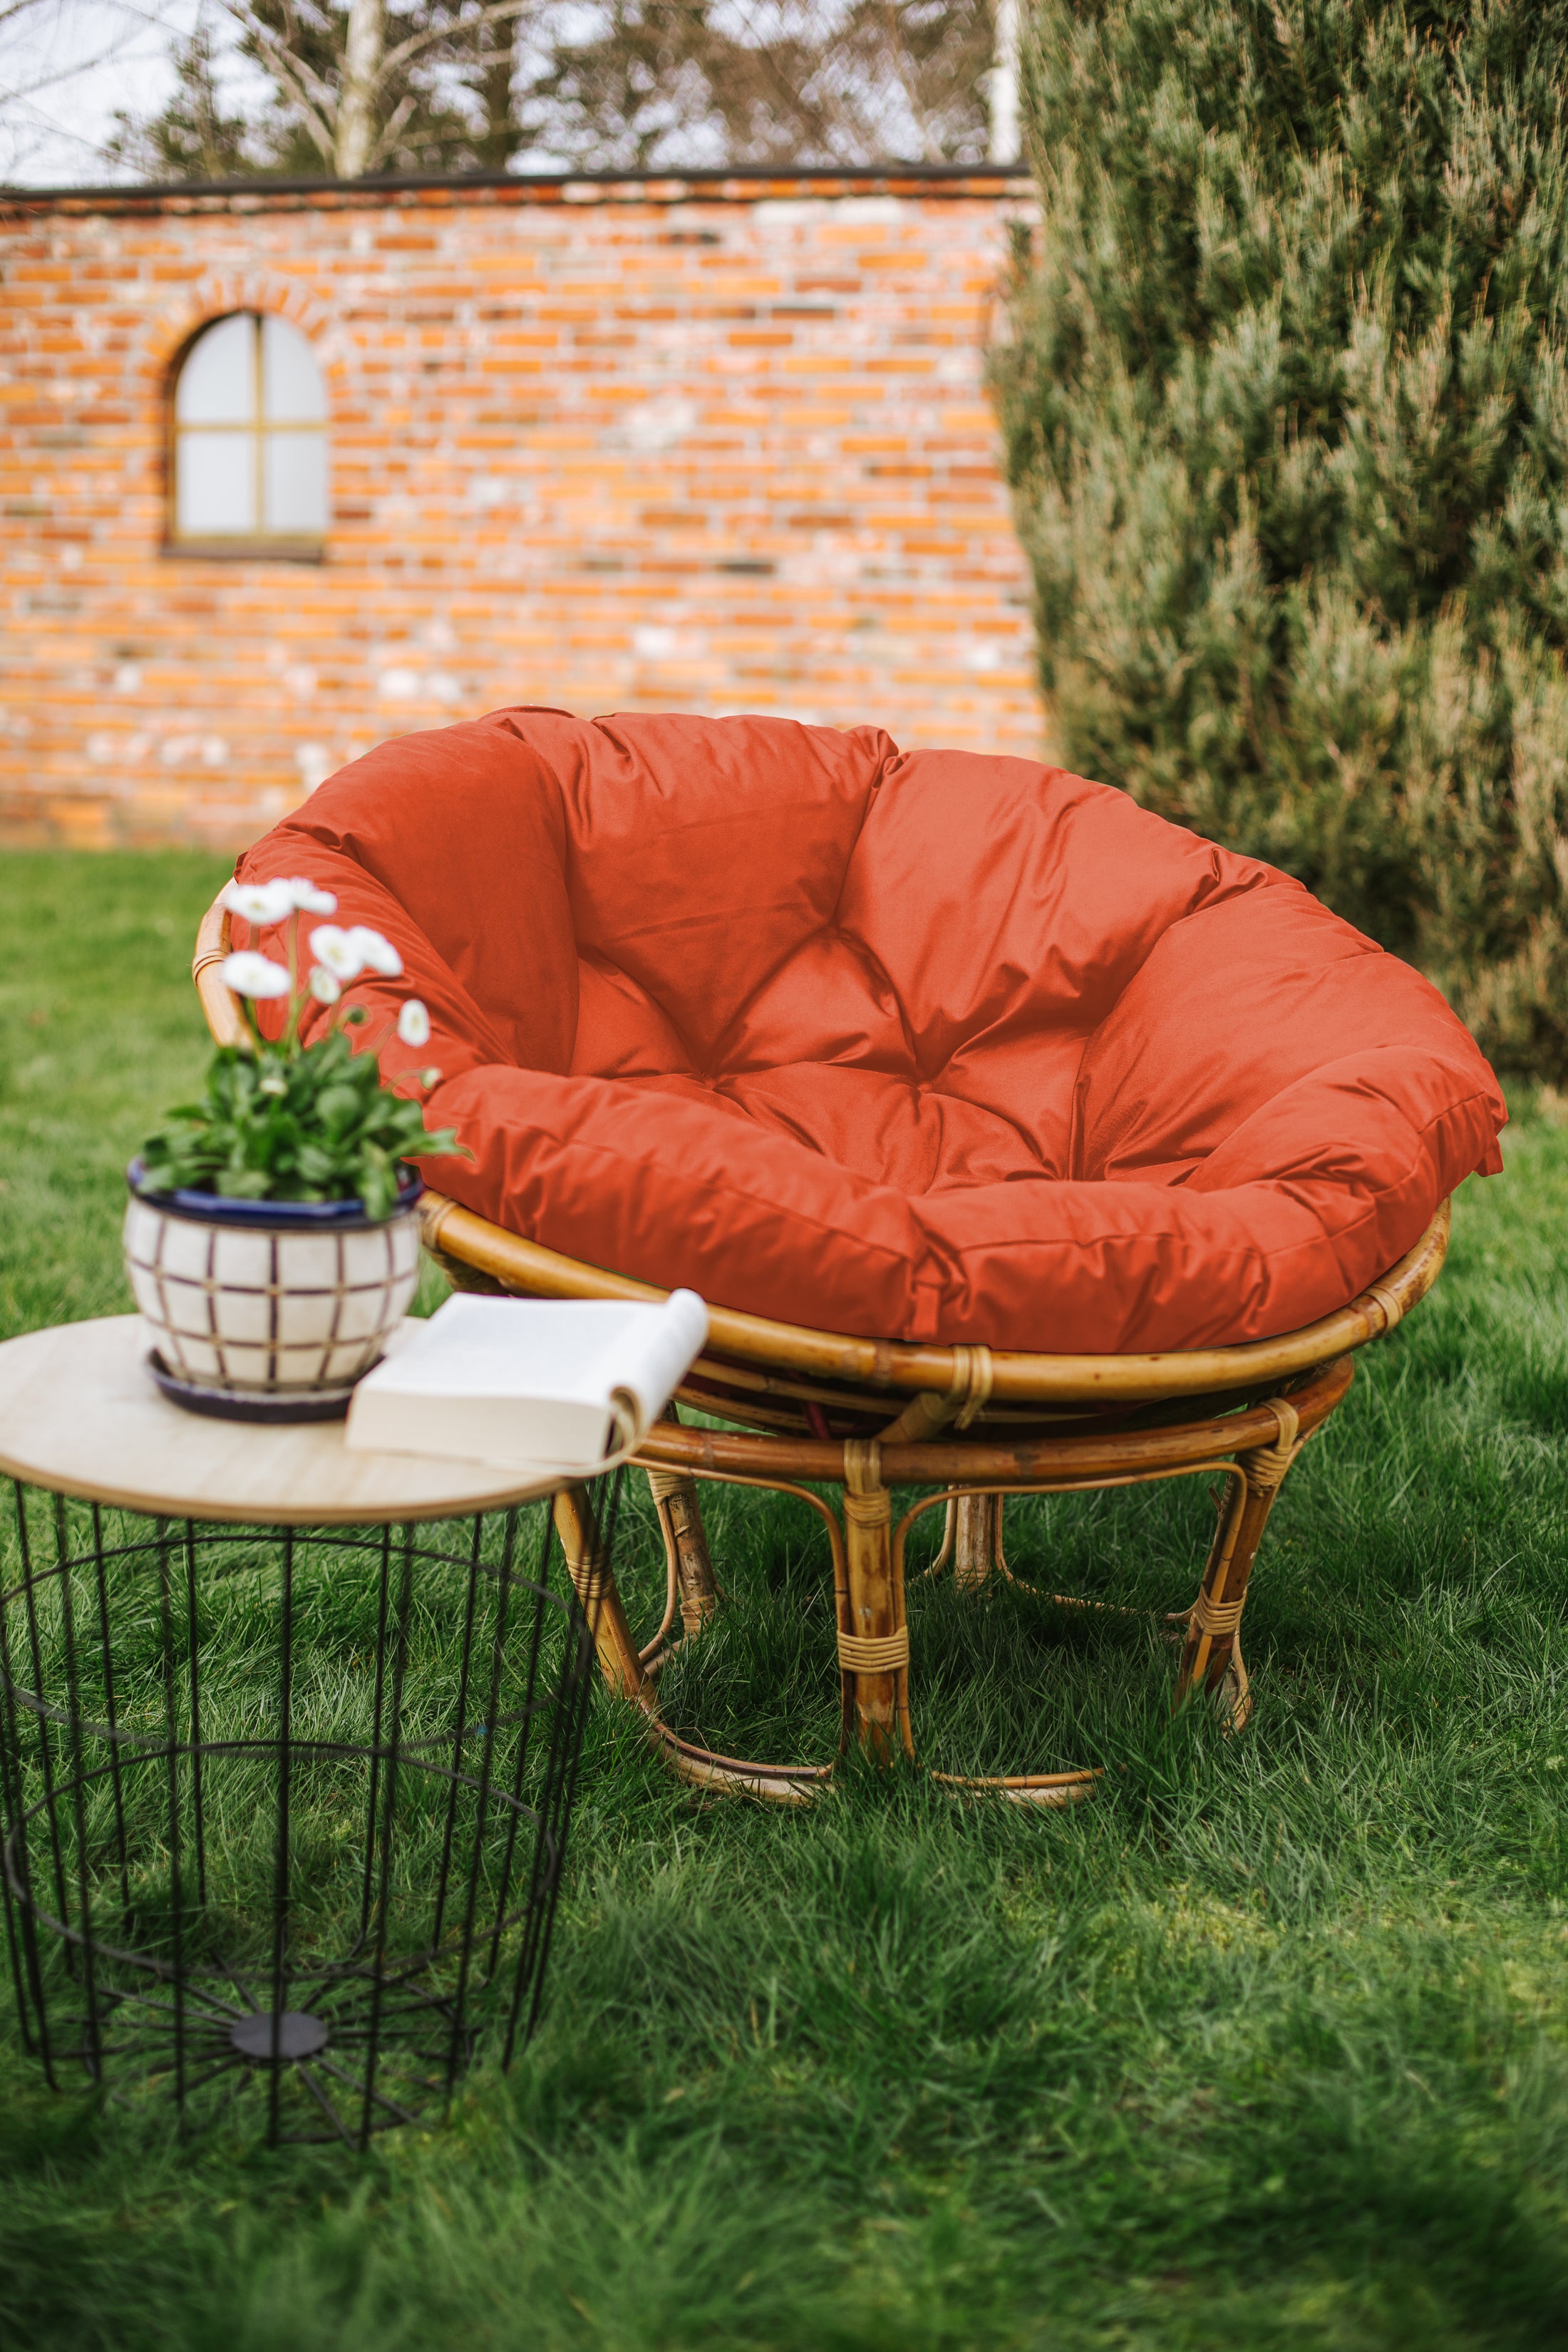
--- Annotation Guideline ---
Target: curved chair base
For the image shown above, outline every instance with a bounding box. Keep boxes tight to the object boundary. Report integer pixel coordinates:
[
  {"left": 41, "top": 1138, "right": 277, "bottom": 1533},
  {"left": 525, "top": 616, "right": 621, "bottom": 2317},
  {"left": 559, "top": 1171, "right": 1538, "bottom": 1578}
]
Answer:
[
  {"left": 636, "top": 1604, "right": 1249, "bottom": 1811},
  {"left": 404, "top": 1188, "right": 1444, "bottom": 1803},
  {"left": 552, "top": 1355, "right": 1348, "bottom": 1805}
]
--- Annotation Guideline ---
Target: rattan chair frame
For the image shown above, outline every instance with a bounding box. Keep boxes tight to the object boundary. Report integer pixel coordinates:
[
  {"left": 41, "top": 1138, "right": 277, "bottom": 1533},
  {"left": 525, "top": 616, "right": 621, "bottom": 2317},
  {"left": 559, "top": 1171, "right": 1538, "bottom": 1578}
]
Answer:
[{"left": 195, "top": 892, "right": 1448, "bottom": 1805}]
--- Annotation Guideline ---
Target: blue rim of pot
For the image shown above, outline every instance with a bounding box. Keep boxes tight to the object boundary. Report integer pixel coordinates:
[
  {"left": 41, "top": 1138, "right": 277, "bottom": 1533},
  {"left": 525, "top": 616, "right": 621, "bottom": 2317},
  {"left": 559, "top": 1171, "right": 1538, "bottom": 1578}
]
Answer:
[{"left": 126, "top": 1157, "right": 425, "bottom": 1230}]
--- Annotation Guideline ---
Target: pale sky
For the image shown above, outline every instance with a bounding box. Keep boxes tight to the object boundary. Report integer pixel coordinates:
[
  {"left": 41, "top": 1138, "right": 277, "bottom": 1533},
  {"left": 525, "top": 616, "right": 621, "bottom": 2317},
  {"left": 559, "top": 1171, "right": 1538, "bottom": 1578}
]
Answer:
[
  {"left": 0, "top": 0, "right": 617, "bottom": 185},
  {"left": 0, "top": 0, "right": 207, "bottom": 182}
]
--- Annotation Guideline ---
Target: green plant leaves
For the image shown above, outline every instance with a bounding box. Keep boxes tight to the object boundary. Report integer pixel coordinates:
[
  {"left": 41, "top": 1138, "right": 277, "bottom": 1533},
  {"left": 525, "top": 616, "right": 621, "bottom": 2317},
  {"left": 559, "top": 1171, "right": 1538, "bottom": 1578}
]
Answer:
[{"left": 138, "top": 1032, "right": 465, "bottom": 1212}]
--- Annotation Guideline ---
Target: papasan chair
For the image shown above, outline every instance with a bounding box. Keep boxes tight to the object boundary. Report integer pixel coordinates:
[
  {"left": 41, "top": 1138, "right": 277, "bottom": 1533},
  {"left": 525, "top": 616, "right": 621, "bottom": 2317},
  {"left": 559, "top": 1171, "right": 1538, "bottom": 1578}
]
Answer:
[{"left": 197, "top": 708, "right": 1506, "bottom": 1803}]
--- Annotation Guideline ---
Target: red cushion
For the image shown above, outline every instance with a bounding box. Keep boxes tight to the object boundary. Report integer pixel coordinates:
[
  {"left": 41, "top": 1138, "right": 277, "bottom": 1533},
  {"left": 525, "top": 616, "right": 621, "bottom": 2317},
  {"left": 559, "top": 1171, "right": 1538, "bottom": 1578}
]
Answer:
[{"left": 237, "top": 709, "right": 1505, "bottom": 1352}]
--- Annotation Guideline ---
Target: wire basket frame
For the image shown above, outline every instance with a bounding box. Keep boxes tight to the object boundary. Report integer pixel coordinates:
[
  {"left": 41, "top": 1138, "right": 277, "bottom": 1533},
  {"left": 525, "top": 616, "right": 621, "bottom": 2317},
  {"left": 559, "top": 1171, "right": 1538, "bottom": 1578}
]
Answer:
[{"left": 0, "top": 1472, "right": 621, "bottom": 2147}]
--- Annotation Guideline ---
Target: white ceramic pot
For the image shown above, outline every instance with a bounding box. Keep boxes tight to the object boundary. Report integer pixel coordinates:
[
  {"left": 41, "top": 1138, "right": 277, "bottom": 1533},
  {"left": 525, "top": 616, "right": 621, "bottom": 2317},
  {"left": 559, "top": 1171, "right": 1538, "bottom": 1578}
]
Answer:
[{"left": 123, "top": 1162, "right": 423, "bottom": 1418}]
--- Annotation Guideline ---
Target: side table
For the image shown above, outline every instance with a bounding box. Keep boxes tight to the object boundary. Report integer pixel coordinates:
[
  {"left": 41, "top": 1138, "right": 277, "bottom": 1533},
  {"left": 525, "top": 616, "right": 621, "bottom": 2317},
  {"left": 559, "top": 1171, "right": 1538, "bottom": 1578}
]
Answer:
[{"left": 0, "top": 1315, "right": 624, "bottom": 2150}]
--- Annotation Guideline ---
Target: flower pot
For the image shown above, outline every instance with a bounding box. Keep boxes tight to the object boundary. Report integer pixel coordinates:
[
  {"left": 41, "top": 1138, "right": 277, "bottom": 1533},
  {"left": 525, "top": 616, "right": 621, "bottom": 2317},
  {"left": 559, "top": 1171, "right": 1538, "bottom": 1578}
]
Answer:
[{"left": 123, "top": 1161, "right": 423, "bottom": 1420}]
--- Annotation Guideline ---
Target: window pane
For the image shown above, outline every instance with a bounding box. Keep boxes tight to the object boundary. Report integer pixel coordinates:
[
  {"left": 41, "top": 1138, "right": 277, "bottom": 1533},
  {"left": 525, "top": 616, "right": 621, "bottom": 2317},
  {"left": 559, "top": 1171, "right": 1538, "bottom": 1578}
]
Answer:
[
  {"left": 176, "top": 314, "right": 256, "bottom": 424},
  {"left": 177, "top": 430, "right": 257, "bottom": 535},
  {"left": 262, "top": 316, "right": 326, "bottom": 423},
  {"left": 262, "top": 430, "right": 327, "bottom": 534}
]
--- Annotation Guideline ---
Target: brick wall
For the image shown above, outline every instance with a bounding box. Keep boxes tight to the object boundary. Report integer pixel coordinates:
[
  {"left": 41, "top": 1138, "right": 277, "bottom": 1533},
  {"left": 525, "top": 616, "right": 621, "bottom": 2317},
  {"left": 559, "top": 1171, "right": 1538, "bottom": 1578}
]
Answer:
[{"left": 0, "top": 167, "right": 1044, "bottom": 848}]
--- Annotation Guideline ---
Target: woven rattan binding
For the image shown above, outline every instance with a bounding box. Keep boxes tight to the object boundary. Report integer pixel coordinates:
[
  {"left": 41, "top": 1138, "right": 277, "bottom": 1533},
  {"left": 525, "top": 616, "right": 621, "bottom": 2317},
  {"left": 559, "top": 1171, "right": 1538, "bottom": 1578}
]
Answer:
[
  {"left": 1366, "top": 1281, "right": 1403, "bottom": 1333},
  {"left": 837, "top": 1629, "right": 911, "bottom": 1672},
  {"left": 1187, "top": 1588, "right": 1246, "bottom": 1639},
  {"left": 1244, "top": 1397, "right": 1301, "bottom": 1492}
]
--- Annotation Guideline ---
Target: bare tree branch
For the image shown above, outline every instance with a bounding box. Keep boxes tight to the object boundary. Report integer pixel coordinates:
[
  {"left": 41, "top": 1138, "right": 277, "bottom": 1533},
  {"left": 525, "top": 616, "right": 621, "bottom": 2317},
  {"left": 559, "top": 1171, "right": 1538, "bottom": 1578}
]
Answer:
[
  {"left": 217, "top": 0, "right": 339, "bottom": 115},
  {"left": 239, "top": 33, "right": 336, "bottom": 157},
  {"left": 93, "top": 0, "right": 995, "bottom": 186},
  {"left": 373, "top": 0, "right": 532, "bottom": 93},
  {"left": 363, "top": 77, "right": 413, "bottom": 164}
]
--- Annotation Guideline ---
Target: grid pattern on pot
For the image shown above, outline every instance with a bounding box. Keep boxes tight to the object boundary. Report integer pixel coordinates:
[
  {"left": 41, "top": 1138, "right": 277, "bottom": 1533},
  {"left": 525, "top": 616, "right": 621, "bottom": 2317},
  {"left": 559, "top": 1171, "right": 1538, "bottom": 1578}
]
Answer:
[{"left": 124, "top": 1198, "right": 420, "bottom": 1391}]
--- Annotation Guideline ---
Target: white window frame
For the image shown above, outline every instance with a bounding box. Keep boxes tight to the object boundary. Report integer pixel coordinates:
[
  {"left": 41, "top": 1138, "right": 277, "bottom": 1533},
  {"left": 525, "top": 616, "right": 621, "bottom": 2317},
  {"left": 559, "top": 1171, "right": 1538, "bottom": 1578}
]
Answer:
[{"left": 168, "top": 311, "right": 328, "bottom": 559}]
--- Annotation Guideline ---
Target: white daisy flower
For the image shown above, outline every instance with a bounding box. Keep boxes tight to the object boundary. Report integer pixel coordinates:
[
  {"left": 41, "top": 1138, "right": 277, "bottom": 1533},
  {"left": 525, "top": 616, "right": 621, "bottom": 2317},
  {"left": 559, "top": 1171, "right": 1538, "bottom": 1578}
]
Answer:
[
  {"left": 282, "top": 877, "right": 337, "bottom": 914},
  {"left": 218, "top": 951, "right": 292, "bottom": 1000},
  {"left": 346, "top": 925, "right": 403, "bottom": 977},
  {"left": 309, "top": 924, "right": 364, "bottom": 980},
  {"left": 220, "top": 879, "right": 294, "bottom": 927}
]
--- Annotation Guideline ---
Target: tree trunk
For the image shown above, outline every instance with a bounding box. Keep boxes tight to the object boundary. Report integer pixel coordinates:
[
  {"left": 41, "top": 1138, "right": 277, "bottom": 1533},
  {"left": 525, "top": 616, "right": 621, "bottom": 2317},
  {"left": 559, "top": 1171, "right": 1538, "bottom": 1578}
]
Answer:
[
  {"left": 473, "top": 21, "right": 519, "bottom": 170},
  {"left": 336, "top": 0, "right": 385, "bottom": 177},
  {"left": 989, "top": 0, "right": 1021, "bottom": 163}
]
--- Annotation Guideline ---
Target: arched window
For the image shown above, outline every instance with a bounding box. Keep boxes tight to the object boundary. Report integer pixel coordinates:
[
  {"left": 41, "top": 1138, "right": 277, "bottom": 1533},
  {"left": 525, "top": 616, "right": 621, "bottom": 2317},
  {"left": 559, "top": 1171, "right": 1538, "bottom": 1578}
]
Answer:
[{"left": 171, "top": 313, "right": 327, "bottom": 552}]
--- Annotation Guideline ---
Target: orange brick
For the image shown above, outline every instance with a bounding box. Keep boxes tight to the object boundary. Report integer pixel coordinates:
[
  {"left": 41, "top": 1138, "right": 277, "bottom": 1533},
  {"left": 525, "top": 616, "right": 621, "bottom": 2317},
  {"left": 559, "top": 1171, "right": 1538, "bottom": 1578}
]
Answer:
[{"left": 0, "top": 169, "right": 1042, "bottom": 843}]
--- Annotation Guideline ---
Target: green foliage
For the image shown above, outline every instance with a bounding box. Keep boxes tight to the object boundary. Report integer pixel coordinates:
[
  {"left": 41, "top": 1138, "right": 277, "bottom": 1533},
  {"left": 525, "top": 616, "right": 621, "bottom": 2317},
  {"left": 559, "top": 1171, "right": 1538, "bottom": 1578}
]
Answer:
[
  {"left": 138, "top": 1026, "right": 461, "bottom": 1217},
  {"left": 103, "top": 16, "right": 258, "bottom": 182},
  {"left": 7, "top": 849, "right": 1568, "bottom": 2350},
  {"left": 0, "top": 852, "right": 235, "bottom": 1338},
  {"left": 996, "top": 0, "right": 1568, "bottom": 1079}
]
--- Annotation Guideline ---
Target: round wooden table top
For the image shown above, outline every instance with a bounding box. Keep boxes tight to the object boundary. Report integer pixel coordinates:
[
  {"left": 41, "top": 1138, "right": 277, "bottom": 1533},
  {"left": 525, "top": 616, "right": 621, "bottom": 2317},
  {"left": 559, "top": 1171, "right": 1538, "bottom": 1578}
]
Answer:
[{"left": 0, "top": 1316, "right": 605, "bottom": 1525}]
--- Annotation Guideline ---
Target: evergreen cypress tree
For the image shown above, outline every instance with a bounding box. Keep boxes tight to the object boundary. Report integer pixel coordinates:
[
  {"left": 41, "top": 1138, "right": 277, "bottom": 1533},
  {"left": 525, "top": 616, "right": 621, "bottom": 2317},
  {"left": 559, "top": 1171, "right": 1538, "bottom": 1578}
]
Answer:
[
  {"left": 103, "top": 18, "right": 257, "bottom": 182},
  {"left": 995, "top": 0, "right": 1568, "bottom": 1076}
]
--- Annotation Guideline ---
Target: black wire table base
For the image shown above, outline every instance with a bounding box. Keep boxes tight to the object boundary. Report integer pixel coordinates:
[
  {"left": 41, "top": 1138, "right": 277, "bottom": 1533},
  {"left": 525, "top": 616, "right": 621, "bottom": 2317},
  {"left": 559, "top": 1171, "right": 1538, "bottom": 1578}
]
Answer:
[{"left": 0, "top": 1472, "right": 620, "bottom": 2147}]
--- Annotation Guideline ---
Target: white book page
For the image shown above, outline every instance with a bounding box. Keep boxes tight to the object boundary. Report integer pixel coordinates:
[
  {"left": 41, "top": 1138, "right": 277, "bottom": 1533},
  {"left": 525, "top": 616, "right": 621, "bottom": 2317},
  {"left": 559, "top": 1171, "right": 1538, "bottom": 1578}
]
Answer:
[
  {"left": 356, "top": 1297, "right": 639, "bottom": 1401},
  {"left": 344, "top": 1291, "right": 708, "bottom": 1469},
  {"left": 587, "top": 1289, "right": 708, "bottom": 1443}
]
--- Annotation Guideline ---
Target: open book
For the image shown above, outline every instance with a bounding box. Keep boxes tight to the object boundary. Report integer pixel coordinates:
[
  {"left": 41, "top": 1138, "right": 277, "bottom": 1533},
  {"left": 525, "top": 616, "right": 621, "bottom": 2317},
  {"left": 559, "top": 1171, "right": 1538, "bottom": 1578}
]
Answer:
[{"left": 344, "top": 1289, "right": 709, "bottom": 1472}]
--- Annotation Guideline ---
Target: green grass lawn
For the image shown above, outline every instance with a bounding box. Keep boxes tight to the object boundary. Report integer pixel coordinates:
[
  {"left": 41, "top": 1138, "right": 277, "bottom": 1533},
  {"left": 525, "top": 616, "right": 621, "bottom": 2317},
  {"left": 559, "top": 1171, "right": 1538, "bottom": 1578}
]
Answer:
[{"left": 4, "top": 848, "right": 1568, "bottom": 2351}]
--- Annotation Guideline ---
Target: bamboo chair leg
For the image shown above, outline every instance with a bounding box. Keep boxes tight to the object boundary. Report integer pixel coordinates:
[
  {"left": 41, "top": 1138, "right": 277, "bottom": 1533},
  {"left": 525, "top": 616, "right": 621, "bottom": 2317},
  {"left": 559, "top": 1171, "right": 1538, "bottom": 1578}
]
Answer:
[
  {"left": 644, "top": 1413, "right": 720, "bottom": 1638},
  {"left": 553, "top": 1487, "right": 647, "bottom": 1701},
  {"left": 646, "top": 1478, "right": 716, "bottom": 1635},
  {"left": 953, "top": 1491, "right": 1001, "bottom": 1589},
  {"left": 667, "top": 1482, "right": 720, "bottom": 1633},
  {"left": 1174, "top": 1408, "right": 1302, "bottom": 1726},
  {"left": 840, "top": 1442, "right": 912, "bottom": 1763}
]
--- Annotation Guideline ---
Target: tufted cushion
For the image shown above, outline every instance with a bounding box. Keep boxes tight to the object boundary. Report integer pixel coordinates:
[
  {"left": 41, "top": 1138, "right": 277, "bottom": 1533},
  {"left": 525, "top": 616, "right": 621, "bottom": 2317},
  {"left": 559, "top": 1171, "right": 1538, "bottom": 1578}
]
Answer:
[{"left": 236, "top": 708, "right": 1505, "bottom": 1353}]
